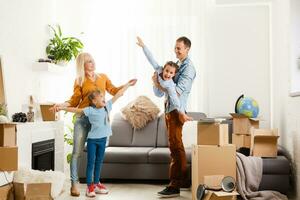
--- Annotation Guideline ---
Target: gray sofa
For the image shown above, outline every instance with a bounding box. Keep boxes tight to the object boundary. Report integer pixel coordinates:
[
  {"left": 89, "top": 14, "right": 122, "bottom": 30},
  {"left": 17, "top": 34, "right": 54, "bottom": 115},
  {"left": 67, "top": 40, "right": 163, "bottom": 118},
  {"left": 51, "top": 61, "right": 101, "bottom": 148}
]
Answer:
[
  {"left": 78, "top": 112, "right": 206, "bottom": 181},
  {"left": 78, "top": 113, "right": 291, "bottom": 195}
]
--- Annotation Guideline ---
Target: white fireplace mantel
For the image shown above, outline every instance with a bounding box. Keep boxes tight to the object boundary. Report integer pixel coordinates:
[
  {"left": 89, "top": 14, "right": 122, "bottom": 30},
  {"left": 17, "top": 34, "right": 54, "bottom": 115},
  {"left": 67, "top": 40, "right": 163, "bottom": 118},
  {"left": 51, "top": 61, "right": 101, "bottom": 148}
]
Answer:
[
  {"left": 16, "top": 121, "right": 65, "bottom": 171},
  {"left": 0, "top": 121, "right": 65, "bottom": 186}
]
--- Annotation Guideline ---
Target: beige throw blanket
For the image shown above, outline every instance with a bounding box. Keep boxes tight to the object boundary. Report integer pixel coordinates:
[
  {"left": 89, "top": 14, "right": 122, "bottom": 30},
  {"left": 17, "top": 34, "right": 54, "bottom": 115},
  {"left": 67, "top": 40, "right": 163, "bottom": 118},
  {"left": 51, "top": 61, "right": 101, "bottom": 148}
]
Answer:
[{"left": 236, "top": 153, "right": 288, "bottom": 200}]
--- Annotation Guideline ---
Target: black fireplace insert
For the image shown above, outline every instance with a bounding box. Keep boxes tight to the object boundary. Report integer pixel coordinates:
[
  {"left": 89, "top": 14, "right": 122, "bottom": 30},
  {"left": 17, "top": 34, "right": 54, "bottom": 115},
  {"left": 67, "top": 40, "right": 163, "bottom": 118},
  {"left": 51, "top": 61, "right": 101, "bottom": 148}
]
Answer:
[{"left": 32, "top": 139, "right": 55, "bottom": 171}]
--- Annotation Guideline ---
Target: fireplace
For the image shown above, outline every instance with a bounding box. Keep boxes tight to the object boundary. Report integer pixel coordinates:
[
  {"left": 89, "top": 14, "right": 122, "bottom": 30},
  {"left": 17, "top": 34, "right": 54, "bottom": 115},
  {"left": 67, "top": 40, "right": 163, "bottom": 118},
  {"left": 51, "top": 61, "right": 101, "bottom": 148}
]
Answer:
[{"left": 32, "top": 139, "right": 55, "bottom": 171}]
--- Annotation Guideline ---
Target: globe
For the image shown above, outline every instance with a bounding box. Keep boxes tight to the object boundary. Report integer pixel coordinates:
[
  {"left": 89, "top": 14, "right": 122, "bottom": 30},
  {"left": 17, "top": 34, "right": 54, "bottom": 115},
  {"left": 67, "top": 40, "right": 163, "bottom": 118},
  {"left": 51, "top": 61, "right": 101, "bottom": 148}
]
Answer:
[{"left": 235, "top": 95, "right": 259, "bottom": 118}]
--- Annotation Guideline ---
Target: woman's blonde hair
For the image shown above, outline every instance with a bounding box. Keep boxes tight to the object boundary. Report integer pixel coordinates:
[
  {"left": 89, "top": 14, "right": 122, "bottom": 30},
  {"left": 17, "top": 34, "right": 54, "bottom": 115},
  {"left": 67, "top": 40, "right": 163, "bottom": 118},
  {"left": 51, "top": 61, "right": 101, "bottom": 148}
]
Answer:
[{"left": 75, "top": 52, "right": 94, "bottom": 86}]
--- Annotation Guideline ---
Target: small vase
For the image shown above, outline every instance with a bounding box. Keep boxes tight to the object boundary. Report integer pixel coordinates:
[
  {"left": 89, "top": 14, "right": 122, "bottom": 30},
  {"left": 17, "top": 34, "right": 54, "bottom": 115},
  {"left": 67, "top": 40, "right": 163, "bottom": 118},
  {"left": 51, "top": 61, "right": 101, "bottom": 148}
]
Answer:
[{"left": 0, "top": 115, "right": 9, "bottom": 123}]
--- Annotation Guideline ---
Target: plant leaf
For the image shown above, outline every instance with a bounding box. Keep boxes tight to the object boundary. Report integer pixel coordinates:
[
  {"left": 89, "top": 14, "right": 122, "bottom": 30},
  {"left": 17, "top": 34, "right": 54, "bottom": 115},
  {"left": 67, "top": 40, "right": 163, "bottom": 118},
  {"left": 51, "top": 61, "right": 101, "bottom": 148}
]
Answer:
[
  {"left": 67, "top": 153, "right": 72, "bottom": 164},
  {"left": 57, "top": 24, "right": 62, "bottom": 37}
]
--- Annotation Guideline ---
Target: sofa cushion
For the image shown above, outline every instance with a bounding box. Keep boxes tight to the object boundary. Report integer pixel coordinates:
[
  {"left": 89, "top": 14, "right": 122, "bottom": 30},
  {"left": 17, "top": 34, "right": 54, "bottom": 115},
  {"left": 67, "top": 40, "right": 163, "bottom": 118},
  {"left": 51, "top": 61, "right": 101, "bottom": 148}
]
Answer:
[
  {"left": 109, "top": 113, "right": 133, "bottom": 147},
  {"left": 121, "top": 96, "right": 160, "bottom": 129},
  {"left": 157, "top": 115, "right": 168, "bottom": 147},
  {"left": 262, "top": 156, "right": 290, "bottom": 175},
  {"left": 148, "top": 147, "right": 191, "bottom": 164},
  {"left": 131, "top": 119, "right": 158, "bottom": 147},
  {"left": 259, "top": 174, "right": 289, "bottom": 194},
  {"left": 104, "top": 147, "right": 154, "bottom": 163}
]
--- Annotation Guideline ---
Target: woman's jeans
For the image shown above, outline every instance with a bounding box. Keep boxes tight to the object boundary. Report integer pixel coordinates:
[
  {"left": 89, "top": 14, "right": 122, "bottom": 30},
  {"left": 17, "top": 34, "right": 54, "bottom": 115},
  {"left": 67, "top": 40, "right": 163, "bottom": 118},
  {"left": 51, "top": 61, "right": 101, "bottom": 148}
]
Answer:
[
  {"left": 70, "top": 115, "right": 90, "bottom": 184},
  {"left": 86, "top": 138, "right": 107, "bottom": 186}
]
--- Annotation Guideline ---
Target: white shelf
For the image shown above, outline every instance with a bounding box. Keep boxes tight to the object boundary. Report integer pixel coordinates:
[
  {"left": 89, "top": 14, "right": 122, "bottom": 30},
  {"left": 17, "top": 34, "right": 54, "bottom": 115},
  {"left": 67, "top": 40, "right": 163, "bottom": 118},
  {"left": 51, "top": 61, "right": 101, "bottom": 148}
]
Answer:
[
  {"left": 32, "top": 62, "right": 66, "bottom": 73},
  {"left": 290, "top": 91, "right": 300, "bottom": 97}
]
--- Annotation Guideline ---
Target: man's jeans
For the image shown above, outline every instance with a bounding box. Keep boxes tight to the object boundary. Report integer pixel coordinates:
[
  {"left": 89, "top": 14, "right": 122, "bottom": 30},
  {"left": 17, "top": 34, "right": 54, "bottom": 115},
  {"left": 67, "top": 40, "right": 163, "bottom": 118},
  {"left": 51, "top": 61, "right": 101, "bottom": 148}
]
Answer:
[
  {"left": 86, "top": 137, "right": 107, "bottom": 186},
  {"left": 70, "top": 115, "right": 90, "bottom": 184}
]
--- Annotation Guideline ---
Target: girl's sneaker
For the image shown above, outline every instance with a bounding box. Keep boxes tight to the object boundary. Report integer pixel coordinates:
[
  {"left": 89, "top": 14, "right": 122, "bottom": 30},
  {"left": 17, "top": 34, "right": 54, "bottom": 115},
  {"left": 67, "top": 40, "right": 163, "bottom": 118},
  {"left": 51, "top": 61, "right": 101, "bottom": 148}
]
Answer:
[
  {"left": 86, "top": 184, "right": 96, "bottom": 197},
  {"left": 94, "top": 183, "right": 109, "bottom": 194}
]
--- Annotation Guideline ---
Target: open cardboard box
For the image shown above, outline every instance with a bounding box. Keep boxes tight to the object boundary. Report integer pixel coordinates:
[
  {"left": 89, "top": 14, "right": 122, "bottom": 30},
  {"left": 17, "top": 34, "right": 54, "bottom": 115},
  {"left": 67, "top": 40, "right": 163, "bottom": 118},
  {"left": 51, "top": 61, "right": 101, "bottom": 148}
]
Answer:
[
  {"left": 204, "top": 175, "right": 224, "bottom": 189},
  {"left": 250, "top": 128, "right": 279, "bottom": 157},
  {"left": 40, "top": 104, "right": 59, "bottom": 121},
  {"left": 14, "top": 182, "right": 53, "bottom": 200},
  {"left": 230, "top": 113, "right": 259, "bottom": 135},
  {"left": 0, "top": 184, "right": 14, "bottom": 200},
  {"left": 197, "top": 120, "right": 228, "bottom": 145},
  {"left": 202, "top": 175, "right": 239, "bottom": 200},
  {"left": 0, "top": 146, "right": 18, "bottom": 171},
  {"left": 0, "top": 123, "right": 16, "bottom": 147},
  {"left": 192, "top": 145, "right": 236, "bottom": 200},
  {"left": 232, "top": 134, "right": 251, "bottom": 149},
  {"left": 204, "top": 191, "right": 239, "bottom": 200}
]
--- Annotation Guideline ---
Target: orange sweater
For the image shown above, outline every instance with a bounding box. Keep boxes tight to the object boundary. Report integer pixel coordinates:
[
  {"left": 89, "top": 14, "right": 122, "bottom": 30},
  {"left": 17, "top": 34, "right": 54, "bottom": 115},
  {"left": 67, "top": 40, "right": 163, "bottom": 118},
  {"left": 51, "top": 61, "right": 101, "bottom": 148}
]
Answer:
[{"left": 67, "top": 73, "right": 123, "bottom": 108}]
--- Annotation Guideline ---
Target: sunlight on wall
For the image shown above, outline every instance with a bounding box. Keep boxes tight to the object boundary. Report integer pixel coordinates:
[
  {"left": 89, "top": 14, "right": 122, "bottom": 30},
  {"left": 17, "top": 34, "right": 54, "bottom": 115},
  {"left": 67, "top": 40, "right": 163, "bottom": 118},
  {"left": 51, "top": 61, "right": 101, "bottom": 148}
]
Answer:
[{"left": 51, "top": 0, "right": 203, "bottom": 117}]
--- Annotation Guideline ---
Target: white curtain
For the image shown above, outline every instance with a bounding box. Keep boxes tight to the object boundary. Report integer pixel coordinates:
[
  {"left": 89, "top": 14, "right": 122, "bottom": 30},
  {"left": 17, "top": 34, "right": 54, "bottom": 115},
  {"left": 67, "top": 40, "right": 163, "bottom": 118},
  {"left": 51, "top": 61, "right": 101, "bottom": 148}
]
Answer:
[{"left": 57, "top": 0, "right": 203, "bottom": 114}]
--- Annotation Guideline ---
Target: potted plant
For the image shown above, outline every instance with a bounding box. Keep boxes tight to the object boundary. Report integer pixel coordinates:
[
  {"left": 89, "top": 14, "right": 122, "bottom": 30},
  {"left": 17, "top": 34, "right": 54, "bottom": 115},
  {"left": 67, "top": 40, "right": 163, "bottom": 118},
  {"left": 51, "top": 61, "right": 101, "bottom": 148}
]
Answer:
[
  {"left": 64, "top": 113, "right": 76, "bottom": 163},
  {"left": 46, "top": 25, "right": 84, "bottom": 65}
]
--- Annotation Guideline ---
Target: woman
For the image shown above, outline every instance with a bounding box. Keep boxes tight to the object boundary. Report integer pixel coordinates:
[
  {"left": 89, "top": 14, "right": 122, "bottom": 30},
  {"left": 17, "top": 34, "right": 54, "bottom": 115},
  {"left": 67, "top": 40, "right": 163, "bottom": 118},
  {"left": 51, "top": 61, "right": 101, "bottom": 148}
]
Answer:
[{"left": 51, "top": 52, "right": 137, "bottom": 197}]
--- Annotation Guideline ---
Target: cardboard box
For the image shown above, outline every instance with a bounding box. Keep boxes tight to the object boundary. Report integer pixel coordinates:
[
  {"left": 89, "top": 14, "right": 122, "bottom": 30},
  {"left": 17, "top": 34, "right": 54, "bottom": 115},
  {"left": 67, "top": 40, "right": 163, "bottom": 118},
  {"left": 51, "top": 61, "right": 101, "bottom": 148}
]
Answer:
[
  {"left": 0, "top": 147, "right": 18, "bottom": 171},
  {"left": 251, "top": 128, "right": 279, "bottom": 157},
  {"left": 203, "top": 191, "right": 239, "bottom": 200},
  {"left": 14, "top": 182, "right": 53, "bottom": 200},
  {"left": 202, "top": 175, "right": 239, "bottom": 200},
  {"left": 232, "top": 134, "right": 251, "bottom": 149},
  {"left": 40, "top": 104, "right": 59, "bottom": 121},
  {"left": 230, "top": 113, "right": 259, "bottom": 135},
  {"left": 0, "top": 123, "right": 16, "bottom": 147},
  {"left": 192, "top": 145, "right": 236, "bottom": 200},
  {"left": 198, "top": 122, "right": 228, "bottom": 145},
  {"left": 204, "top": 175, "right": 224, "bottom": 189},
  {"left": 0, "top": 184, "right": 14, "bottom": 200}
]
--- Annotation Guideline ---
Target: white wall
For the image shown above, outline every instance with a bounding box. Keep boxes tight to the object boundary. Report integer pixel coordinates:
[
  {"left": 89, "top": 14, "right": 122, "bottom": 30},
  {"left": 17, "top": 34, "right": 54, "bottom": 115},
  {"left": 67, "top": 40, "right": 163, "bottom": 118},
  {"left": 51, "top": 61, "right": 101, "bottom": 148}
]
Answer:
[
  {"left": 203, "top": 1, "right": 272, "bottom": 129},
  {"left": 0, "top": 0, "right": 58, "bottom": 116},
  {"left": 290, "top": 0, "right": 300, "bottom": 95},
  {"left": 274, "top": 0, "right": 300, "bottom": 199},
  {"left": 202, "top": 0, "right": 299, "bottom": 199},
  {"left": 54, "top": 0, "right": 204, "bottom": 114}
]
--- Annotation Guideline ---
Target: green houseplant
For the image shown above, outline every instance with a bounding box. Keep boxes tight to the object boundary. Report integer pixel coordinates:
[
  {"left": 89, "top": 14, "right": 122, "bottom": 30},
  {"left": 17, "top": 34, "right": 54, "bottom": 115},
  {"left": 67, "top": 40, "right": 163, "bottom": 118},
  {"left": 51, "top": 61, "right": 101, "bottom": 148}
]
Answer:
[
  {"left": 64, "top": 113, "right": 76, "bottom": 164},
  {"left": 46, "top": 25, "right": 84, "bottom": 64}
]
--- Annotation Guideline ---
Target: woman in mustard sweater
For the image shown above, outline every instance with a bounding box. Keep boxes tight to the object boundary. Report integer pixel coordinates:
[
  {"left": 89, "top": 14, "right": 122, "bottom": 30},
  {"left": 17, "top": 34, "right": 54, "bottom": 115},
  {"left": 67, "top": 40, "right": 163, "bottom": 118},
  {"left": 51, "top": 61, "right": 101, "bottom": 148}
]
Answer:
[{"left": 51, "top": 52, "right": 137, "bottom": 197}]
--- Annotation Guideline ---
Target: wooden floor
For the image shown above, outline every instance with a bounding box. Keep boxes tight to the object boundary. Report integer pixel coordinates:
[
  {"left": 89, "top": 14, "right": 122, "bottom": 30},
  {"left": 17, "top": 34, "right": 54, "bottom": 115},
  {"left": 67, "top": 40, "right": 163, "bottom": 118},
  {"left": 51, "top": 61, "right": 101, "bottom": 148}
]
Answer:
[{"left": 56, "top": 181, "right": 192, "bottom": 200}]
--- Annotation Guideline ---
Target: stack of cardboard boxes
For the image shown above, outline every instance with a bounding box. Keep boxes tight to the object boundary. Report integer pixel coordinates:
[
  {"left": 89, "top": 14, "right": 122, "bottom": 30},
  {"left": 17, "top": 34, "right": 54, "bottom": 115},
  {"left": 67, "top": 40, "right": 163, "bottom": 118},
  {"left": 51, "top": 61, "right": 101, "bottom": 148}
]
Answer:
[
  {"left": 0, "top": 123, "right": 53, "bottom": 200},
  {"left": 0, "top": 123, "right": 18, "bottom": 200},
  {"left": 231, "top": 113, "right": 279, "bottom": 157},
  {"left": 231, "top": 113, "right": 258, "bottom": 150},
  {"left": 0, "top": 123, "right": 18, "bottom": 171},
  {"left": 192, "top": 113, "right": 280, "bottom": 199},
  {"left": 192, "top": 119, "right": 238, "bottom": 200}
]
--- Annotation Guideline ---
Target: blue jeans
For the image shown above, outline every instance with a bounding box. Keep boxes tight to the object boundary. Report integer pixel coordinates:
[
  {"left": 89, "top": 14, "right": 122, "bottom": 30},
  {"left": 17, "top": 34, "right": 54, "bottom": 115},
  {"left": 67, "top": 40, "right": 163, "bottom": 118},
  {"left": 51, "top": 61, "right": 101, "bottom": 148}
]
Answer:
[
  {"left": 86, "top": 137, "right": 107, "bottom": 186},
  {"left": 70, "top": 115, "right": 90, "bottom": 184}
]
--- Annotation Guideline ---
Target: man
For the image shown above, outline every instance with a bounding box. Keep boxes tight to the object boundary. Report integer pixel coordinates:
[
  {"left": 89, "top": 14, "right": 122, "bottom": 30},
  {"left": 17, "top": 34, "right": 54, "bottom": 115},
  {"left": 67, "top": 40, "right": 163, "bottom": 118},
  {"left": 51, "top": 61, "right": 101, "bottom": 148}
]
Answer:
[{"left": 137, "top": 36, "right": 196, "bottom": 197}]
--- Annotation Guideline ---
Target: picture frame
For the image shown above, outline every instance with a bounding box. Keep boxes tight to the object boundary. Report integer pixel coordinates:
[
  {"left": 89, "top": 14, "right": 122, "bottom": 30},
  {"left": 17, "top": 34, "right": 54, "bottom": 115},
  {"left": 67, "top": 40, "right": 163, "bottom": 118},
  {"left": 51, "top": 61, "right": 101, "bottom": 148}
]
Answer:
[
  {"left": 0, "top": 55, "right": 8, "bottom": 118},
  {"left": 290, "top": 57, "right": 300, "bottom": 97},
  {"left": 0, "top": 56, "right": 7, "bottom": 104}
]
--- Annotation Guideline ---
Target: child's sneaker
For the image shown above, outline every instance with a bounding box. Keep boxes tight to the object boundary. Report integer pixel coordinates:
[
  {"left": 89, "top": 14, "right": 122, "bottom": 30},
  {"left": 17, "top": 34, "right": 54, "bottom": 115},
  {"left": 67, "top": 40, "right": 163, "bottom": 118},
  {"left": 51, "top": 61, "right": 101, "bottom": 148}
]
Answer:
[
  {"left": 94, "top": 183, "right": 109, "bottom": 194},
  {"left": 86, "top": 184, "right": 96, "bottom": 197}
]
